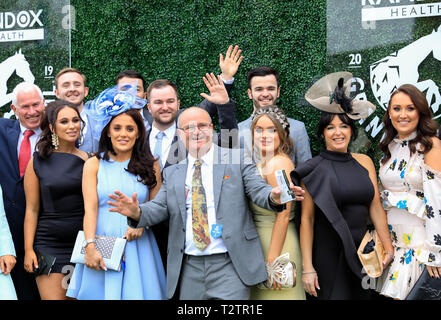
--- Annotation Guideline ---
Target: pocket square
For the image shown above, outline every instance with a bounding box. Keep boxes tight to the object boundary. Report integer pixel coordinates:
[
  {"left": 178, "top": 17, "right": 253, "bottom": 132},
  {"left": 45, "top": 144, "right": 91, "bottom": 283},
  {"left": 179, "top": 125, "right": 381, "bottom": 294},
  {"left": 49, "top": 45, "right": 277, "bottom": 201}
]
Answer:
[{"left": 223, "top": 175, "right": 230, "bottom": 180}]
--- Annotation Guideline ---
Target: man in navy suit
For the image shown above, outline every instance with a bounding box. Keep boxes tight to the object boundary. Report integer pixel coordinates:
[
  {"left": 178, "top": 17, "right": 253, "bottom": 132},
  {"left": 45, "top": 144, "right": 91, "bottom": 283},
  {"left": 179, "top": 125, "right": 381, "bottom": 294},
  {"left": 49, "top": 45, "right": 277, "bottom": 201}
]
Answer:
[{"left": 0, "top": 82, "right": 44, "bottom": 300}]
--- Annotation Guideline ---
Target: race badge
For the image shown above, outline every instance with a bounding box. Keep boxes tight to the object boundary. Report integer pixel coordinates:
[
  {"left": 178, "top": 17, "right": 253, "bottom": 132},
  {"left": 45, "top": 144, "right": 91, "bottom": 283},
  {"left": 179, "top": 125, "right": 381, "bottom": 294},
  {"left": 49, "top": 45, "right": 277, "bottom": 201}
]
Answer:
[{"left": 211, "top": 224, "right": 223, "bottom": 239}]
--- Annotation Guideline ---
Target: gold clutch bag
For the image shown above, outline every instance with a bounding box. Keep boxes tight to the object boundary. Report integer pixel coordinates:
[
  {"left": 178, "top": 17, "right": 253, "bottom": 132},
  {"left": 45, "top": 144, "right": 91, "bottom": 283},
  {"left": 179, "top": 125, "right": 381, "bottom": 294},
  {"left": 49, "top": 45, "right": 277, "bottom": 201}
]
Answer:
[{"left": 357, "top": 230, "right": 384, "bottom": 278}]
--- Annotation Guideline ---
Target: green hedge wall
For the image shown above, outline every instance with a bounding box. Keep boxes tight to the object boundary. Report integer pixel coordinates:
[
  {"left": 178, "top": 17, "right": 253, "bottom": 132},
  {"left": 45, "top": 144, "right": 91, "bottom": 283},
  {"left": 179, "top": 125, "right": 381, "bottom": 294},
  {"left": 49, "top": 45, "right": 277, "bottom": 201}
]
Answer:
[{"left": 70, "top": 0, "right": 327, "bottom": 156}]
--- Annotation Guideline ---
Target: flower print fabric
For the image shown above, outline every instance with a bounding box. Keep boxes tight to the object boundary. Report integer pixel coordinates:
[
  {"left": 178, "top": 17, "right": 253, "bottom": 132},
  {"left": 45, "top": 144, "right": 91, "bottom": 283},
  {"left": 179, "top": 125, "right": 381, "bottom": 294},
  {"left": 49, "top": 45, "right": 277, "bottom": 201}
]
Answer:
[{"left": 376, "top": 131, "right": 441, "bottom": 300}]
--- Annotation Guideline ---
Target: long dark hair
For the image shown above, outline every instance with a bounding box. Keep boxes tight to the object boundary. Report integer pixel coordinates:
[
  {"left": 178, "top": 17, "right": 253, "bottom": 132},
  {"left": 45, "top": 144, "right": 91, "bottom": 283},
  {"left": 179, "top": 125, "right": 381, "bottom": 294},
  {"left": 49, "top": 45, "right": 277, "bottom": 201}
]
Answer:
[
  {"left": 379, "top": 84, "right": 438, "bottom": 165},
  {"left": 36, "top": 100, "right": 84, "bottom": 159},
  {"left": 316, "top": 112, "right": 358, "bottom": 146},
  {"left": 96, "top": 109, "right": 157, "bottom": 188}
]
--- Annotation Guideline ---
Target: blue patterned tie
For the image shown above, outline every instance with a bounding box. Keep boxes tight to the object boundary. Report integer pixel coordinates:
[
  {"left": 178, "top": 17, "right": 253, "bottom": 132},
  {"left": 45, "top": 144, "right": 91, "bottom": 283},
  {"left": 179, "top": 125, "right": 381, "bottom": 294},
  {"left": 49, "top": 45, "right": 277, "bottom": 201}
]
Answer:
[{"left": 154, "top": 131, "right": 165, "bottom": 168}]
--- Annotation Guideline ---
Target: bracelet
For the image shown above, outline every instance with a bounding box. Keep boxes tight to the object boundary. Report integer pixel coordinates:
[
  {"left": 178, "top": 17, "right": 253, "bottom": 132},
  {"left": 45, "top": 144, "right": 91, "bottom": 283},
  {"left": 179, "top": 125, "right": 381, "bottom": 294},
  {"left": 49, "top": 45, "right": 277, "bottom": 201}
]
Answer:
[
  {"left": 82, "top": 238, "right": 96, "bottom": 249},
  {"left": 302, "top": 271, "right": 317, "bottom": 274},
  {"left": 385, "top": 252, "right": 394, "bottom": 257}
]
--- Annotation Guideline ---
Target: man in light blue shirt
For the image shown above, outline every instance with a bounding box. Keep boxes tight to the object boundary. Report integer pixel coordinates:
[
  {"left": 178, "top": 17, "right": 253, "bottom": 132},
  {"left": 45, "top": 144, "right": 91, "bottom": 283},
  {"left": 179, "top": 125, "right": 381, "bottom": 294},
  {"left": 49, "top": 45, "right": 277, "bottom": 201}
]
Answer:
[{"left": 54, "top": 68, "right": 98, "bottom": 153}]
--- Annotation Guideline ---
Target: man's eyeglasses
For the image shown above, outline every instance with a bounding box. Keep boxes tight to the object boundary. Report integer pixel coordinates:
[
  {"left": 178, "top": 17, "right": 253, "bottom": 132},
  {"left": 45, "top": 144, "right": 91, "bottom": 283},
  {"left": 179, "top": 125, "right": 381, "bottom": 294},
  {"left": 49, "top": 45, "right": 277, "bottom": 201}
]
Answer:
[{"left": 178, "top": 122, "right": 212, "bottom": 133}]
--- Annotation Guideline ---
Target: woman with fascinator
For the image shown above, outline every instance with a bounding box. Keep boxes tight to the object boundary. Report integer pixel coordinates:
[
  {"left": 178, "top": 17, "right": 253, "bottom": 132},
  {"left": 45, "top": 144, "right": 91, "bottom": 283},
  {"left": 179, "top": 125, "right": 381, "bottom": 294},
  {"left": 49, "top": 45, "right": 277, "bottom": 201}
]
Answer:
[
  {"left": 66, "top": 84, "right": 166, "bottom": 300},
  {"left": 23, "top": 100, "right": 89, "bottom": 299},
  {"left": 375, "top": 84, "right": 441, "bottom": 300},
  {"left": 249, "top": 106, "right": 306, "bottom": 300},
  {"left": 291, "top": 72, "right": 394, "bottom": 300}
]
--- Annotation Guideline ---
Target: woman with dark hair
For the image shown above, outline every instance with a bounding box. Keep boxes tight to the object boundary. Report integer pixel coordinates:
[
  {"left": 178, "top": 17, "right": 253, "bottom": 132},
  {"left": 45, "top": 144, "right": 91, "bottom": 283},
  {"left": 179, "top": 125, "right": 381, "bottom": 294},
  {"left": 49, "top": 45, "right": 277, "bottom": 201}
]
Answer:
[
  {"left": 249, "top": 106, "right": 305, "bottom": 300},
  {"left": 292, "top": 72, "right": 393, "bottom": 300},
  {"left": 23, "top": 100, "right": 88, "bottom": 300},
  {"left": 66, "top": 85, "right": 166, "bottom": 300},
  {"left": 376, "top": 84, "right": 441, "bottom": 300}
]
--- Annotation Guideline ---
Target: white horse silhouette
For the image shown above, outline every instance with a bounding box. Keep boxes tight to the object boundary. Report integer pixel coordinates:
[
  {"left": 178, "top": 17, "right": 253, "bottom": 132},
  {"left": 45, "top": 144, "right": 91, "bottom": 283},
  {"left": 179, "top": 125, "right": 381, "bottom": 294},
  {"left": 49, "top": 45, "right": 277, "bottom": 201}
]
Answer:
[
  {"left": 0, "top": 49, "right": 35, "bottom": 111},
  {"left": 370, "top": 26, "right": 441, "bottom": 119}
]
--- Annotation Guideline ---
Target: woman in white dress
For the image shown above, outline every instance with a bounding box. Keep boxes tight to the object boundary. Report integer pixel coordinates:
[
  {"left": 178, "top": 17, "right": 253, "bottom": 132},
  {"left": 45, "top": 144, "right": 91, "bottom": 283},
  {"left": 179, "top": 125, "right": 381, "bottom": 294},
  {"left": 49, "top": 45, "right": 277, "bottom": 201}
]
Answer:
[{"left": 377, "top": 84, "right": 441, "bottom": 300}]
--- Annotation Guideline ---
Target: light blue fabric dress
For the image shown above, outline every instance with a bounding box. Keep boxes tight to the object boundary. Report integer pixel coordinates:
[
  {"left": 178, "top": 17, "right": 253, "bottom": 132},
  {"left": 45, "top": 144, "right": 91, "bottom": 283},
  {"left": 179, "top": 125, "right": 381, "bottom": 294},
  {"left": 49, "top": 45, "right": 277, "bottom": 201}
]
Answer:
[
  {"left": 0, "top": 187, "right": 18, "bottom": 300},
  {"left": 66, "top": 158, "right": 166, "bottom": 300}
]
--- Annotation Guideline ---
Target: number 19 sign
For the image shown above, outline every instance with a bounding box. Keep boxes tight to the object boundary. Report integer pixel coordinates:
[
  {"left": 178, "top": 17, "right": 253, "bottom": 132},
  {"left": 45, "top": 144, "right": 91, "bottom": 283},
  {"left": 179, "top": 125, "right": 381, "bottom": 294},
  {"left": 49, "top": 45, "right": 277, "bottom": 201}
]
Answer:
[{"left": 0, "top": 0, "right": 72, "bottom": 118}]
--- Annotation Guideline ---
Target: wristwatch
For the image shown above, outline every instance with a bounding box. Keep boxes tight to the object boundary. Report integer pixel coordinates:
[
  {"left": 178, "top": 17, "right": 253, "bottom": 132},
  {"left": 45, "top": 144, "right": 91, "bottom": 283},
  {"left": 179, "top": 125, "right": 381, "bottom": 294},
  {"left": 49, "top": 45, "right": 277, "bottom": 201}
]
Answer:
[{"left": 82, "top": 238, "right": 96, "bottom": 249}]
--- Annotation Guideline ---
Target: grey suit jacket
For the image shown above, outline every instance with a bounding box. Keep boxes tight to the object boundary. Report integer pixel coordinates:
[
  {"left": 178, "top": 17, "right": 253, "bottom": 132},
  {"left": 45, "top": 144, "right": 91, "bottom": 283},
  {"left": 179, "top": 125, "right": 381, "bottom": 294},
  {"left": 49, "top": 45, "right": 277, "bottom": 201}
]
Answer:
[{"left": 129, "top": 144, "right": 282, "bottom": 299}]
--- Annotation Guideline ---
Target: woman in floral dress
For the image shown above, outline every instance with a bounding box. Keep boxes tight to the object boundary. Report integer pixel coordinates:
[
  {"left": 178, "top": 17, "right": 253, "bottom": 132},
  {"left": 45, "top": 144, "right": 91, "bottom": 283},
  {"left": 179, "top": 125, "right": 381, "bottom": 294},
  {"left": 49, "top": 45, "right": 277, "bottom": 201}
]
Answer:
[{"left": 376, "top": 84, "right": 441, "bottom": 300}]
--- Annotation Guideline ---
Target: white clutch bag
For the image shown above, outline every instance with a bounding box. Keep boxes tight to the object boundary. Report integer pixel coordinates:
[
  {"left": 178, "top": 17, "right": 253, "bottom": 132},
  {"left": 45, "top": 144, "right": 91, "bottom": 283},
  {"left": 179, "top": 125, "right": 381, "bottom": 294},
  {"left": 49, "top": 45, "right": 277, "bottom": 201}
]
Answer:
[
  {"left": 70, "top": 231, "right": 127, "bottom": 272},
  {"left": 258, "top": 252, "right": 297, "bottom": 289}
]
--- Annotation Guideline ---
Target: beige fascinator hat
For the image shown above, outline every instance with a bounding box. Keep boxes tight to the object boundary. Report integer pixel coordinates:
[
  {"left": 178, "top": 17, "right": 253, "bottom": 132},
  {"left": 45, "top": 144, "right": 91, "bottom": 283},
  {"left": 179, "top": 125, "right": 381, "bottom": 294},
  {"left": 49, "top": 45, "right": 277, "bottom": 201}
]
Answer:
[{"left": 305, "top": 71, "right": 376, "bottom": 120}]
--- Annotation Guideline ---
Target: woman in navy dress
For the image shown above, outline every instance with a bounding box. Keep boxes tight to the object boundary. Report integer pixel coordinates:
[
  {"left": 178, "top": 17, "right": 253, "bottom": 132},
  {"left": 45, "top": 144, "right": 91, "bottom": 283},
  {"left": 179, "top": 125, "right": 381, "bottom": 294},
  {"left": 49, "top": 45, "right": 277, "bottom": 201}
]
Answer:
[{"left": 23, "top": 100, "right": 89, "bottom": 300}]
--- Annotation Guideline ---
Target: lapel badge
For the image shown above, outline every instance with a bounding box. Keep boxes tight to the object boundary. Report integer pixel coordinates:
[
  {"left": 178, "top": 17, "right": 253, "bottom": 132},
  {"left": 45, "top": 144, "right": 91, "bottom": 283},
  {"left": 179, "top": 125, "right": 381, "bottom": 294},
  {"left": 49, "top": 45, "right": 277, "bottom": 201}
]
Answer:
[{"left": 211, "top": 224, "right": 223, "bottom": 239}]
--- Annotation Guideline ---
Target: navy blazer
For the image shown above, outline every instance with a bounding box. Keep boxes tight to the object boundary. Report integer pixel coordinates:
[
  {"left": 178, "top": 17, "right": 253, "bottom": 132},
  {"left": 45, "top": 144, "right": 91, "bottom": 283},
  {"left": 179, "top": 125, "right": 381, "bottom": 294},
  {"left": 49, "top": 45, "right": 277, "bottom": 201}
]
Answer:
[{"left": 0, "top": 118, "right": 27, "bottom": 255}]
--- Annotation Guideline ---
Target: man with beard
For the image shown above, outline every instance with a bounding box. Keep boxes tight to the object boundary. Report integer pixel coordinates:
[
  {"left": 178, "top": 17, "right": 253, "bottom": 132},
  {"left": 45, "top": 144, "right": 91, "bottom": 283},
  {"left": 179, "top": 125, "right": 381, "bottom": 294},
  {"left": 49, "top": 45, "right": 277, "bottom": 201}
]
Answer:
[
  {"left": 146, "top": 74, "right": 238, "bottom": 268},
  {"left": 238, "top": 66, "right": 311, "bottom": 167},
  {"left": 54, "top": 68, "right": 97, "bottom": 153}
]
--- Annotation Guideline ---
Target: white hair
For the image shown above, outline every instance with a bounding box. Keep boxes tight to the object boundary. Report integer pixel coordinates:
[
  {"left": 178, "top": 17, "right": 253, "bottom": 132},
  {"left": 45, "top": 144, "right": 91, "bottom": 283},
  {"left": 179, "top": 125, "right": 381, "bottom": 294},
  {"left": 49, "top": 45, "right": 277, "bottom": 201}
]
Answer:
[{"left": 11, "top": 82, "right": 44, "bottom": 106}]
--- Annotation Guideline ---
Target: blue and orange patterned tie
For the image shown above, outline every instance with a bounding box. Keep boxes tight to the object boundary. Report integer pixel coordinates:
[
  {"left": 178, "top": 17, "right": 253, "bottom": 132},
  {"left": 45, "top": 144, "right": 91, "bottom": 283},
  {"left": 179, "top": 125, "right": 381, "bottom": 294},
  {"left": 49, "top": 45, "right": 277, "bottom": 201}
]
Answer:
[{"left": 192, "top": 159, "right": 210, "bottom": 251}]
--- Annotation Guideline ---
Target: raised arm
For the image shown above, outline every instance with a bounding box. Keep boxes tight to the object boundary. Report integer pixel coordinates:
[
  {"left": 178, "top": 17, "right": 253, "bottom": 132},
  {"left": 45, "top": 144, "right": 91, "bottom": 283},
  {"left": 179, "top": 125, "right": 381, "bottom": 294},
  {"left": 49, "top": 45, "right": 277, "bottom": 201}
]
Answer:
[
  {"left": 198, "top": 44, "right": 242, "bottom": 117},
  {"left": 201, "top": 73, "right": 239, "bottom": 148},
  {"left": 219, "top": 44, "right": 243, "bottom": 81}
]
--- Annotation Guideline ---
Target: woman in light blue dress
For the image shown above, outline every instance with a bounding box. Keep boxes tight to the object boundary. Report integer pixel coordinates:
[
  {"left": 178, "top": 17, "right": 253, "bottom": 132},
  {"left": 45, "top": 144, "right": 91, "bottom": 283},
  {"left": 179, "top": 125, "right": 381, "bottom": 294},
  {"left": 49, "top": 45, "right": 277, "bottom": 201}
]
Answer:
[
  {"left": 66, "top": 84, "right": 166, "bottom": 300},
  {"left": 0, "top": 185, "right": 18, "bottom": 300}
]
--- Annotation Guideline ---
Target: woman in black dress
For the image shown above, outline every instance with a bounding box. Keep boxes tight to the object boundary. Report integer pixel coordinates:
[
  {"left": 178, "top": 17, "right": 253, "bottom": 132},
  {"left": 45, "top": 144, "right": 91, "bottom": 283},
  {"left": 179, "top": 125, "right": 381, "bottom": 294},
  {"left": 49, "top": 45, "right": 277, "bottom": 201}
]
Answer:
[
  {"left": 292, "top": 72, "right": 394, "bottom": 299},
  {"left": 23, "top": 100, "right": 89, "bottom": 300}
]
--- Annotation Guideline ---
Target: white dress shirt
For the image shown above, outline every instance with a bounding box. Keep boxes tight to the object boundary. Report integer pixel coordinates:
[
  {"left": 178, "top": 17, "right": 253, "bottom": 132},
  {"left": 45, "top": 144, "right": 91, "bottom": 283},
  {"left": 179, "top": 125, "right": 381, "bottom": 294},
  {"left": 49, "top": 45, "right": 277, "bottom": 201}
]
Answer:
[
  {"left": 16, "top": 123, "right": 42, "bottom": 158},
  {"left": 149, "top": 123, "right": 176, "bottom": 168},
  {"left": 184, "top": 145, "right": 228, "bottom": 256}
]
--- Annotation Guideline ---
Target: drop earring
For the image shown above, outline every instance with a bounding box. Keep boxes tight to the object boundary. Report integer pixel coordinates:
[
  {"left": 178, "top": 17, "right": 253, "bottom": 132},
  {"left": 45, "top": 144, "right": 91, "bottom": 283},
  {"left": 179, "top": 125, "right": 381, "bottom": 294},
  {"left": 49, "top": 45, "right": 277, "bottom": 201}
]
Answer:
[{"left": 51, "top": 132, "right": 59, "bottom": 150}]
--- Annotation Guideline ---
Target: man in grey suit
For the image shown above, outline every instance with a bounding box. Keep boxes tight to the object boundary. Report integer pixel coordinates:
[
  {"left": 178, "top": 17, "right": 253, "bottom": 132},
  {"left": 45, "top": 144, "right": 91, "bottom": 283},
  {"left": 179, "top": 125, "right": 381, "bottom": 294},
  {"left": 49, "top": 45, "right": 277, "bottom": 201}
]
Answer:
[
  {"left": 108, "top": 107, "right": 305, "bottom": 300},
  {"left": 145, "top": 74, "right": 238, "bottom": 269}
]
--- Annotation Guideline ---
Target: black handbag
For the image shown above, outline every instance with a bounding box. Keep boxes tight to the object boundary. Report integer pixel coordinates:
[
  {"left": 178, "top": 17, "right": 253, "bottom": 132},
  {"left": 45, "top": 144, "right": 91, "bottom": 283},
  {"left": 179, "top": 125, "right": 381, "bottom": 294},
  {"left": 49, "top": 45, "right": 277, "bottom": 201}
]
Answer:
[
  {"left": 33, "top": 250, "right": 56, "bottom": 276},
  {"left": 406, "top": 268, "right": 441, "bottom": 300}
]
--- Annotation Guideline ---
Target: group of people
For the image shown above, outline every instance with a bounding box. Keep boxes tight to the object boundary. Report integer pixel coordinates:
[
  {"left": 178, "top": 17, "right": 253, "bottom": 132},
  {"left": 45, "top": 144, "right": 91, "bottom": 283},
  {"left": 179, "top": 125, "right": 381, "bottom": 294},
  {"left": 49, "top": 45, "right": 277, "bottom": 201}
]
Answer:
[{"left": 0, "top": 44, "right": 440, "bottom": 301}]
